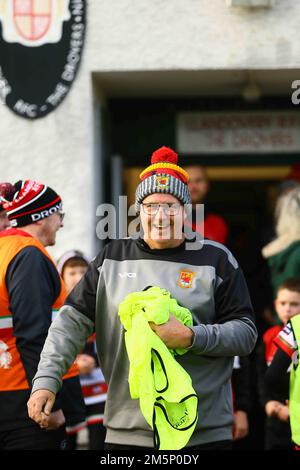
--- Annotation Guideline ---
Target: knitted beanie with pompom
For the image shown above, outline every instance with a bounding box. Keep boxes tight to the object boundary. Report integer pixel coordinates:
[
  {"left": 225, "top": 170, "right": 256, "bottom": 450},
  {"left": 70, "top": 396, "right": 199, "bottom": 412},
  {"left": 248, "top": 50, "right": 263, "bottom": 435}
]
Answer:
[
  {"left": 135, "top": 146, "right": 191, "bottom": 212},
  {"left": 0, "top": 180, "right": 62, "bottom": 227}
]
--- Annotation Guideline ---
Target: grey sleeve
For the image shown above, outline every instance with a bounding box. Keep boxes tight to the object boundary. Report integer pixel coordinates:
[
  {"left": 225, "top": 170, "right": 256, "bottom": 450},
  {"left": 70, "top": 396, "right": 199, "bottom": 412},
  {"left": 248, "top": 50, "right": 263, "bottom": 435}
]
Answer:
[
  {"left": 188, "top": 267, "right": 257, "bottom": 356},
  {"left": 31, "top": 305, "right": 94, "bottom": 395},
  {"left": 31, "top": 253, "right": 103, "bottom": 395},
  {"left": 188, "top": 318, "right": 257, "bottom": 357}
]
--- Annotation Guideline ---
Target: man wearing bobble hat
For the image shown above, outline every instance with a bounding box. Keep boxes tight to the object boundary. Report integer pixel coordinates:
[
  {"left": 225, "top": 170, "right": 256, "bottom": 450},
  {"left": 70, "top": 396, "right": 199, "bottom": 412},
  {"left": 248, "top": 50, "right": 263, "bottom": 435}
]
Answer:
[
  {"left": 28, "top": 147, "right": 257, "bottom": 450},
  {"left": 0, "top": 180, "right": 84, "bottom": 450}
]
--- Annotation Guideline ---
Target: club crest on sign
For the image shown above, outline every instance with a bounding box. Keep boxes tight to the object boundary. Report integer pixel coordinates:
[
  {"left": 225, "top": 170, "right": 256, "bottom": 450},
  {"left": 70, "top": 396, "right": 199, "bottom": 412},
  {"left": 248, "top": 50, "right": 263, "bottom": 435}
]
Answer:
[
  {"left": 0, "top": 0, "right": 71, "bottom": 47},
  {"left": 0, "top": 0, "right": 86, "bottom": 119}
]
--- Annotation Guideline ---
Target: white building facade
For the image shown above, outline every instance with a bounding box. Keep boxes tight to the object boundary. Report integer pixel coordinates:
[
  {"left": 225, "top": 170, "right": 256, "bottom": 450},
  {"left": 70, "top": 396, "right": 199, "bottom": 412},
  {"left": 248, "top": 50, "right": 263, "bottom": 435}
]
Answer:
[{"left": 0, "top": 0, "right": 300, "bottom": 258}]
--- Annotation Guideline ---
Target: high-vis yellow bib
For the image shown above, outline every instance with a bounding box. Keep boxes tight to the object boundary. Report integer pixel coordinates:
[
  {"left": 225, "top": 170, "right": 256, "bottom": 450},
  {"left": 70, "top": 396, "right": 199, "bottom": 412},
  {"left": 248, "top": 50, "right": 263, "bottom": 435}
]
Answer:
[
  {"left": 290, "top": 314, "right": 300, "bottom": 447},
  {"left": 118, "top": 286, "right": 198, "bottom": 450}
]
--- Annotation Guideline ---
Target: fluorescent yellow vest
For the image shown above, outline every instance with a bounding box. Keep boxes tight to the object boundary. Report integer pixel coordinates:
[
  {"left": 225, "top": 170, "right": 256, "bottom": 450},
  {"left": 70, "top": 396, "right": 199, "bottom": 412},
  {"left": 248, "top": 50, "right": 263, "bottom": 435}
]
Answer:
[
  {"left": 118, "top": 286, "right": 198, "bottom": 450},
  {"left": 290, "top": 315, "right": 300, "bottom": 447}
]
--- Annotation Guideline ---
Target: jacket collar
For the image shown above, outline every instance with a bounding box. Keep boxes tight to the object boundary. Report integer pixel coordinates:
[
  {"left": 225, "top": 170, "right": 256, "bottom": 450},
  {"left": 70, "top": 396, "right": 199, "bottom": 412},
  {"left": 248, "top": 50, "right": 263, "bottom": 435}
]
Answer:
[{"left": 0, "top": 228, "right": 33, "bottom": 239}]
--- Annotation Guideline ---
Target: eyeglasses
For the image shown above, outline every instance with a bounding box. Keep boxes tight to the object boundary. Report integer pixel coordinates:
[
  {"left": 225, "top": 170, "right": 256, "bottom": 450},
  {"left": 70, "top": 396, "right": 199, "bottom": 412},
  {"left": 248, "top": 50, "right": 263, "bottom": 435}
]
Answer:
[{"left": 141, "top": 203, "right": 182, "bottom": 216}]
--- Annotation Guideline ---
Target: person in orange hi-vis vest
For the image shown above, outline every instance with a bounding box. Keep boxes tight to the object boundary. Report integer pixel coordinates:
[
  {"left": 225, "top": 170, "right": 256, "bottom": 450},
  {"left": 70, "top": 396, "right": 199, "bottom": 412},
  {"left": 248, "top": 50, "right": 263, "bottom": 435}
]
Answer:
[{"left": 0, "top": 180, "right": 84, "bottom": 451}]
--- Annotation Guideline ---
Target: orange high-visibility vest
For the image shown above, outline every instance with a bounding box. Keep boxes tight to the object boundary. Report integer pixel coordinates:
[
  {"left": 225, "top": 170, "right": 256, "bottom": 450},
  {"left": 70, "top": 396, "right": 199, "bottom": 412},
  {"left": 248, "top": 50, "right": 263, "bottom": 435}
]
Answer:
[{"left": 0, "top": 229, "right": 78, "bottom": 392}]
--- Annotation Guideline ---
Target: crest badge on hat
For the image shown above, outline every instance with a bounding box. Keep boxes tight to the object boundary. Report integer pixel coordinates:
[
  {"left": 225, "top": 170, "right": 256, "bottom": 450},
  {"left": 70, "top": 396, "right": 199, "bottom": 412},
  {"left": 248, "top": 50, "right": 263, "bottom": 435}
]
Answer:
[
  {"left": 135, "top": 147, "right": 191, "bottom": 211},
  {"left": 155, "top": 175, "right": 170, "bottom": 189},
  {"left": 177, "top": 270, "right": 196, "bottom": 289}
]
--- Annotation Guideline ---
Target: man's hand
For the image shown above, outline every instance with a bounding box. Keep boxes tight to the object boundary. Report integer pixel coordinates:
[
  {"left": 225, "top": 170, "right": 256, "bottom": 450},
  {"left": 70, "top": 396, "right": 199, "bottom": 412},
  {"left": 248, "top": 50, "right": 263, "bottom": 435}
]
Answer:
[
  {"left": 46, "top": 410, "right": 66, "bottom": 430},
  {"left": 27, "top": 389, "right": 63, "bottom": 430},
  {"left": 76, "top": 354, "right": 96, "bottom": 375},
  {"left": 149, "top": 315, "right": 194, "bottom": 349},
  {"left": 277, "top": 404, "right": 289, "bottom": 422},
  {"left": 265, "top": 400, "right": 283, "bottom": 418},
  {"left": 232, "top": 410, "right": 249, "bottom": 441}
]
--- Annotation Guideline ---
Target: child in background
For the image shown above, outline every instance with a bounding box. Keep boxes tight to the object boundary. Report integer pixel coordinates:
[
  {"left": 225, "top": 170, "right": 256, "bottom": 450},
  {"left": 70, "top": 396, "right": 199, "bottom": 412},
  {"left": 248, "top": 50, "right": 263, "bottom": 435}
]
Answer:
[
  {"left": 265, "top": 282, "right": 300, "bottom": 450},
  {"left": 257, "top": 278, "right": 300, "bottom": 450},
  {"left": 58, "top": 250, "right": 107, "bottom": 450}
]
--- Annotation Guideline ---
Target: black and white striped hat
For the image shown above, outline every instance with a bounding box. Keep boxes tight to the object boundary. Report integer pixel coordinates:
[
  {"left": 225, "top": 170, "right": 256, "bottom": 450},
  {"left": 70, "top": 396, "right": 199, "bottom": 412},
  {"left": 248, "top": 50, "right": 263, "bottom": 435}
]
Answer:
[
  {"left": 0, "top": 180, "right": 62, "bottom": 227},
  {"left": 135, "top": 146, "right": 191, "bottom": 211}
]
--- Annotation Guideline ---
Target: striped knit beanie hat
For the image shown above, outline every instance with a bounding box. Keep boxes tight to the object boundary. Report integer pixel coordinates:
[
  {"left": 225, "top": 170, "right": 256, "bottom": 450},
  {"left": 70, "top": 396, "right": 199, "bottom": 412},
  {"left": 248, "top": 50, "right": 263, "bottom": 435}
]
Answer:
[
  {"left": 135, "top": 146, "right": 191, "bottom": 211},
  {"left": 0, "top": 180, "right": 62, "bottom": 227}
]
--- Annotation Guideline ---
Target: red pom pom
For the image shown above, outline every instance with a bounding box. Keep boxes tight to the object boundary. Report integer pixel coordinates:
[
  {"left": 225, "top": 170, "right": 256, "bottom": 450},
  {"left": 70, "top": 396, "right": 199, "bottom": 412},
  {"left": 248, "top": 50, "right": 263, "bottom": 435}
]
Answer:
[
  {"left": 151, "top": 146, "right": 178, "bottom": 165},
  {"left": 0, "top": 183, "right": 16, "bottom": 202}
]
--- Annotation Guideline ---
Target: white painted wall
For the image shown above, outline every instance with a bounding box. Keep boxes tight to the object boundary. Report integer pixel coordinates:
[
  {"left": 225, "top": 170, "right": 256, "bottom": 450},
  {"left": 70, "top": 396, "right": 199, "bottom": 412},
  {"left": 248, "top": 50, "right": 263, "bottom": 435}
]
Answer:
[{"left": 0, "top": 0, "right": 300, "bottom": 258}]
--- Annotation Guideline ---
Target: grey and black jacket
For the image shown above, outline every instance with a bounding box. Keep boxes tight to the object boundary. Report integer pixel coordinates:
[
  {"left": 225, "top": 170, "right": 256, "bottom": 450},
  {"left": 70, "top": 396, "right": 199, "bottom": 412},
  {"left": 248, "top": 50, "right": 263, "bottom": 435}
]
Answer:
[{"left": 32, "top": 237, "right": 257, "bottom": 447}]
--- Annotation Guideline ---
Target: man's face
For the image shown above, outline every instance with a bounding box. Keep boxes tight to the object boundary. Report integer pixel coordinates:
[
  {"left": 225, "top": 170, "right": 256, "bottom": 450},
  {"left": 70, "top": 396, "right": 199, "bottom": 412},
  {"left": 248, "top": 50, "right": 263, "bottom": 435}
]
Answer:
[
  {"left": 0, "top": 211, "right": 10, "bottom": 232},
  {"left": 140, "top": 193, "right": 185, "bottom": 245},
  {"left": 186, "top": 166, "right": 210, "bottom": 204},
  {"left": 275, "top": 288, "right": 300, "bottom": 325},
  {"left": 39, "top": 212, "right": 64, "bottom": 247},
  {"left": 63, "top": 265, "right": 88, "bottom": 295}
]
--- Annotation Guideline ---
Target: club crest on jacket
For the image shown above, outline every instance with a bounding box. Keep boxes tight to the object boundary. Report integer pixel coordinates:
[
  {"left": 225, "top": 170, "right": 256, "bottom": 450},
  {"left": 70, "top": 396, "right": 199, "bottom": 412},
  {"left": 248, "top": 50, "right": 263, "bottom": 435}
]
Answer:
[{"left": 177, "top": 270, "right": 195, "bottom": 289}]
